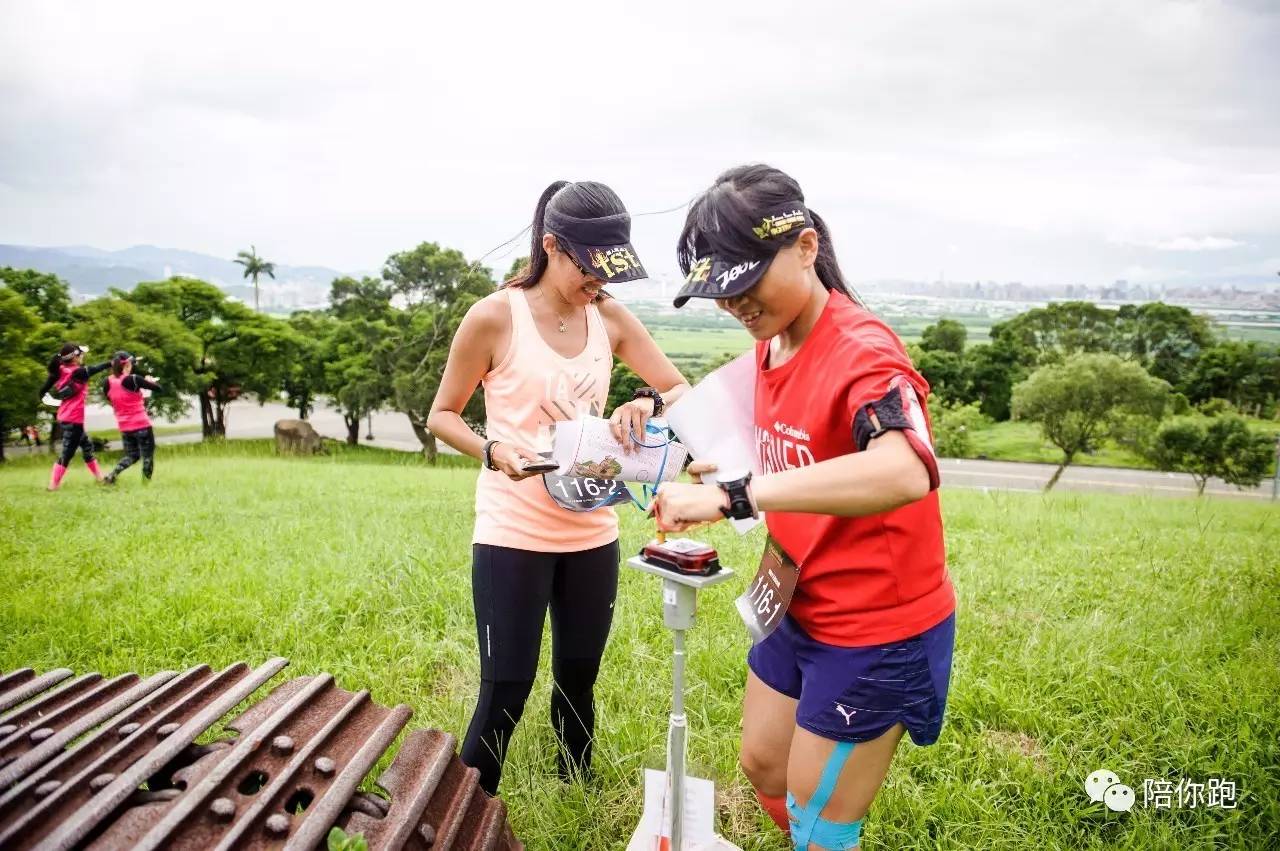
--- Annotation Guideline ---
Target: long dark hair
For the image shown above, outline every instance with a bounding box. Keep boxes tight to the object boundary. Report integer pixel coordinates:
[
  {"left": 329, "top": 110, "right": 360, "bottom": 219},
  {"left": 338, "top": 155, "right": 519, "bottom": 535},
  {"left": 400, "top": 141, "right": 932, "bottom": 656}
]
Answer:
[
  {"left": 46, "top": 343, "right": 80, "bottom": 382},
  {"left": 111, "top": 351, "right": 133, "bottom": 377},
  {"left": 677, "top": 163, "right": 860, "bottom": 304},
  {"left": 504, "top": 180, "right": 626, "bottom": 299}
]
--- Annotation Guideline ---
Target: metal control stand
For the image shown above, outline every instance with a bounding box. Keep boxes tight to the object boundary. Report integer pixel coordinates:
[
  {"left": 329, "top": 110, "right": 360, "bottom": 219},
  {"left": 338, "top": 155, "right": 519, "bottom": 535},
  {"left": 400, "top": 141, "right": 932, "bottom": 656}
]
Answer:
[{"left": 626, "top": 551, "right": 738, "bottom": 851}]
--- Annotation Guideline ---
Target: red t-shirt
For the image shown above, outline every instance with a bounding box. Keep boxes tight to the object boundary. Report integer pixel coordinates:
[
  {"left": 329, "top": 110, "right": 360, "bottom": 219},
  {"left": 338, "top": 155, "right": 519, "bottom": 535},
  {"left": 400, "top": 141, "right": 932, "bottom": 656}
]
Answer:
[{"left": 755, "top": 290, "right": 955, "bottom": 647}]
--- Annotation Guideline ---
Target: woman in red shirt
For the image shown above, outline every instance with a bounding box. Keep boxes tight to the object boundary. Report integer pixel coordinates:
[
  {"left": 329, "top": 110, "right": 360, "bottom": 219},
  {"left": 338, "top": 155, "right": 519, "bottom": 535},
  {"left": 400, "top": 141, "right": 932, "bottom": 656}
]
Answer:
[
  {"left": 653, "top": 165, "right": 955, "bottom": 851},
  {"left": 39, "top": 343, "right": 110, "bottom": 490}
]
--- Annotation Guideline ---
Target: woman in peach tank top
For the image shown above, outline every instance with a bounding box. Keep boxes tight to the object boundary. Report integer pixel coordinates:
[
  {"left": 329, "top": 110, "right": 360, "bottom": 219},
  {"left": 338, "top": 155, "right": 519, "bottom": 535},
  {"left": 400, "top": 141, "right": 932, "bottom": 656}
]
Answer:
[{"left": 427, "top": 181, "right": 689, "bottom": 794}]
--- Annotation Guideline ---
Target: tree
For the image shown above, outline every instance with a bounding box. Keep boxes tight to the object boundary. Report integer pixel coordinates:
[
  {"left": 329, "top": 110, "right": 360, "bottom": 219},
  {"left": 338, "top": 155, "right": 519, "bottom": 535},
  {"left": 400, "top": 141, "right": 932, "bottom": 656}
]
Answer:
[
  {"left": 385, "top": 303, "right": 482, "bottom": 462},
  {"left": 380, "top": 243, "right": 496, "bottom": 459},
  {"left": 329, "top": 276, "right": 393, "bottom": 321},
  {"left": 0, "top": 267, "right": 73, "bottom": 326},
  {"left": 506, "top": 256, "right": 530, "bottom": 282},
  {"left": 126, "top": 277, "right": 294, "bottom": 438},
  {"left": 1182, "top": 341, "right": 1278, "bottom": 416},
  {"left": 234, "top": 245, "right": 276, "bottom": 313},
  {"left": 607, "top": 361, "right": 646, "bottom": 416},
  {"left": 323, "top": 317, "right": 393, "bottom": 445},
  {"left": 920, "top": 319, "right": 967, "bottom": 354},
  {"left": 70, "top": 296, "right": 202, "bottom": 421},
  {"left": 912, "top": 346, "right": 969, "bottom": 406},
  {"left": 991, "top": 301, "right": 1117, "bottom": 365},
  {"left": 1114, "top": 302, "right": 1215, "bottom": 387},
  {"left": 383, "top": 242, "right": 493, "bottom": 307},
  {"left": 927, "top": 397, "right": 988, "bottom": 458},
  {"left": 963, "top": 340, "right": 1025, "bottom": 421},
  {"left": 283, "top": 311, "right": 336, "bottom": 419},
  {"left": 1146, "top": 414, "right": 1274, "bottom": 495},
  {"left": 1011, "top": 353, "right": 1169, "bottom": 491},
  {"left": 0, "top": 288, "right": 47, "bottom": 461}
]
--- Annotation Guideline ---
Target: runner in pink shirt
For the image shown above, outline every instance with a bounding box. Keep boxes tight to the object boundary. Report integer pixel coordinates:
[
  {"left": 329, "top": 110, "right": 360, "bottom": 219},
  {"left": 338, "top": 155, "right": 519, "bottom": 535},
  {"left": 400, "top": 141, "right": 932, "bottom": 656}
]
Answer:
[
  {"left": 102, "top": 351, "right": 163, "bottom": 484},
  {"left": 38, "top": 343, "right": 110, "bottom": 490}
]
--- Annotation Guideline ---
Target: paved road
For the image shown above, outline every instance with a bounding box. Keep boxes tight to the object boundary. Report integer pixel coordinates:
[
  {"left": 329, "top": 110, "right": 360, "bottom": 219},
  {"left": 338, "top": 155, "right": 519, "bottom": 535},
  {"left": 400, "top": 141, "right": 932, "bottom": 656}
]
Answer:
[
  {"left": 938, "top": 457, "right": 1274, "bottom": 501},
  {"left": 13, "top": 399, "right": 1276, "bottom": 501}
]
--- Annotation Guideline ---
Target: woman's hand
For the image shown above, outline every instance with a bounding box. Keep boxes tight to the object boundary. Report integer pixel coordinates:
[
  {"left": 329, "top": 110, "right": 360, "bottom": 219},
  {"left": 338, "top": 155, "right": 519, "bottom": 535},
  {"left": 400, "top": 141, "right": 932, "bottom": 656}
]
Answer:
[
  {"left": 491, "top": 443, "right": 545, "bottom": 482},
  {"left": 650, "top": 481, "right": 729, "bottom": 533},
  {"left": 608, "top": 397, "right": 656, "bottom": 454}
]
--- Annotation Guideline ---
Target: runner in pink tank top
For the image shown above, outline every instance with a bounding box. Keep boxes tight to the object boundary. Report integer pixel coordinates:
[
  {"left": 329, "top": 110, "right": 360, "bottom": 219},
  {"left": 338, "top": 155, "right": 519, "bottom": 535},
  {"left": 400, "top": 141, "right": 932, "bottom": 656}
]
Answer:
[
  {"left": 39, "top": 343, "right": 110, "bottom": 490},
  {"left": 427, "top": 181, "right": 690, "bottom": 794},
  {"left": 102, "top": 351, "right": 164, "bottom": 485}
]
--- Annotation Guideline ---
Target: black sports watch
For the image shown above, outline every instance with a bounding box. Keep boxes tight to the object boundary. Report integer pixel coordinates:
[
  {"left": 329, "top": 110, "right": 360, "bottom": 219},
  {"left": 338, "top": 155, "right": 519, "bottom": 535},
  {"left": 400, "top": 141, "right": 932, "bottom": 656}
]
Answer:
[
  {"left": 632, "top": 386, "right": 664, "bottom": 418},
  {"left": 717, "top": 472, "right": 757, "bottom": 520},
  {"left": 482, "top": 439, "right": 501, "bottom": 471}
]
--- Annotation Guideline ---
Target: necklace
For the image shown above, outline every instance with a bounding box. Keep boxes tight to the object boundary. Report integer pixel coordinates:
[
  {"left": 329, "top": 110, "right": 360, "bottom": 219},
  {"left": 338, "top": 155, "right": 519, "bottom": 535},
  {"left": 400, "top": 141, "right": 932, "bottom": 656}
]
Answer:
[{"left": 539, "top": 286, "right": 576, "bottom": 333}]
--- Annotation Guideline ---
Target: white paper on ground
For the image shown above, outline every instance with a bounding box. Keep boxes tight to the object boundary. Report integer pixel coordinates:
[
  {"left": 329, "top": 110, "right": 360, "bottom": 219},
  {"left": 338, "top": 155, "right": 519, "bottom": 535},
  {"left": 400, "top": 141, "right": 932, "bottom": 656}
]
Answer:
[
  {"left": 550, "top": 416, "right": 689, "bottom": 483},
  {"left": 664, "top": 352, "right": 763, "bottom": 534},
  {"left": 625, "top": 769, "right": 723, "bottom": 851}
]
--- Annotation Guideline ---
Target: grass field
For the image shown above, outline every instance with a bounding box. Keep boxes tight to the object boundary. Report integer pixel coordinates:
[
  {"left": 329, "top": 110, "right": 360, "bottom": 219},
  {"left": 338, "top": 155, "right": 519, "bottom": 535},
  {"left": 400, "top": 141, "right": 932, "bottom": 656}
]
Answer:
[{"left": 2, "top": 443, "right": 1277, "bottom": 849}]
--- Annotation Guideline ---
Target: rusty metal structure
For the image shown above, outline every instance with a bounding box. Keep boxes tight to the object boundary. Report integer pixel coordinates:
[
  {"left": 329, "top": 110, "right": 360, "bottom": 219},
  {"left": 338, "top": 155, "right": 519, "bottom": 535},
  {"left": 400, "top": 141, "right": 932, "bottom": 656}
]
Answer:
[{"left": 0, "top": 660, "right": 523, "bottom": 850}]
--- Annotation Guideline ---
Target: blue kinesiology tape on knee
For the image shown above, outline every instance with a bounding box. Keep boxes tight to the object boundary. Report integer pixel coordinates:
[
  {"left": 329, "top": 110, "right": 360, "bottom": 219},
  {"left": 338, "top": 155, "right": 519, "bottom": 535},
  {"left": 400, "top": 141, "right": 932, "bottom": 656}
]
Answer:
[
  {"left": 788, "top": 741, "right": 856, "bottom": 850},
  {"left": 804, "top": 815, "right": 863, "bottom": 850}
]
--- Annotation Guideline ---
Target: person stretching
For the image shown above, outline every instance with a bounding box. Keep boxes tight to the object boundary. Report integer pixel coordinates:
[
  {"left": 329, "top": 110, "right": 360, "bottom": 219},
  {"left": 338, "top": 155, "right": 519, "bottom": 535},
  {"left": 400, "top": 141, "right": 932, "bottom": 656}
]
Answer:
[
  {"left": 102, "top": 351, "right": 162, "bottom": 484},
  {"left": 39, "top": 343, "right": 110, "bottom": 491}
]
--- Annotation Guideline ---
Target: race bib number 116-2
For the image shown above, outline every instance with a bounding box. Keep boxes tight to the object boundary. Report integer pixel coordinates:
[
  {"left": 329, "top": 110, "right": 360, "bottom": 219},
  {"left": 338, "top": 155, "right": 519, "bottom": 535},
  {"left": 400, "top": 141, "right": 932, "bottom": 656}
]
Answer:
[{"left": 543, "top": 474, "right": 633, "bottom": 512}]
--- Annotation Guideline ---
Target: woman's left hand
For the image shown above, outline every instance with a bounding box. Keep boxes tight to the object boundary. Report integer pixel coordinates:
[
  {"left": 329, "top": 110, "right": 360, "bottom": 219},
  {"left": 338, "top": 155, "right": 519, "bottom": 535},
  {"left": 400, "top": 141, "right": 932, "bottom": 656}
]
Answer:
[
  {"left": 650, "top": 481, "right": 728, "bottom": 533},
  {"left": 609, "top": 397, "right": 656, "bottom": 454}
]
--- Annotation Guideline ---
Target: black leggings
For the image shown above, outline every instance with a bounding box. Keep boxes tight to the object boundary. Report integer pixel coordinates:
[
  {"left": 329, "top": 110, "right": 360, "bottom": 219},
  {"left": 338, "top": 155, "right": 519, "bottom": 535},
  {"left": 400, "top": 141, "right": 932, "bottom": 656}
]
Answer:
[
  {"left": 461, "top": 540, "right": 619, "bottom": 795},
  {"left": 109, "top": 427, "right": 156, "bottom": 480},
  {"left": 57, "top": 424, "right": 96, "bottom": 466}
]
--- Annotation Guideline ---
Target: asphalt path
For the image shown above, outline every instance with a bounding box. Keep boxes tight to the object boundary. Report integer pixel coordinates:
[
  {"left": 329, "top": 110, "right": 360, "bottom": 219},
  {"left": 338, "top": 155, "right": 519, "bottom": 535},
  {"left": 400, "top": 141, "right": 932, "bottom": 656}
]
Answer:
[{"left": 12, "top": 398, "right": 1277, "bottom": 501}]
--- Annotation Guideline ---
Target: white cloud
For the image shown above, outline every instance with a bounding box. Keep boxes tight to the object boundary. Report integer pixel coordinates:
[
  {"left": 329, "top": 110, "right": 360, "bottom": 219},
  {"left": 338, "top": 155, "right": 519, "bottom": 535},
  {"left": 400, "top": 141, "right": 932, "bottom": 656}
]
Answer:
[
  {"left": 1, "top": 0, "right": 1278, "bottom": 284},
  {"left": 1122, "top": 236, "right": 1248, "bottom": 252}
]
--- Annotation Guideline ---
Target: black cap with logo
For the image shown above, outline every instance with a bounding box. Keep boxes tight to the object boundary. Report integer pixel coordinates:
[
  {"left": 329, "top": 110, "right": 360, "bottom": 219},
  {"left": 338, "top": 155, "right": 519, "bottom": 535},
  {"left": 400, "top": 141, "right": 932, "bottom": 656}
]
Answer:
[
  {"left": 673, "top": 203, "right": 812, "bottom": 307},
  {"left": 545, "top": 200, "right": 647, "bottom": 284}
]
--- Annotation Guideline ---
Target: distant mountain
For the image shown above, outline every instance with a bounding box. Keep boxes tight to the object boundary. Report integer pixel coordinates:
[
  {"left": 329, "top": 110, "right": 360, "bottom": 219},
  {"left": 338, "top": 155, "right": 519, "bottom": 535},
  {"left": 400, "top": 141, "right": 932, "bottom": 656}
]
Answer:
[{"left": 0, "top": 243, "right": 345, "bottom": 309}]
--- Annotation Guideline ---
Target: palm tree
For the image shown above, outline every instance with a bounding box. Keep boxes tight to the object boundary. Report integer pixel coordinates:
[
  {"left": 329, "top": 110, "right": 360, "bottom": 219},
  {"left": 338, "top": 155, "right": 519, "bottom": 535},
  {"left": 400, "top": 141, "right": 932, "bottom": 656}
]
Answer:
[{"left": 234, "top": 245, "right": 276, "bottom": 312}]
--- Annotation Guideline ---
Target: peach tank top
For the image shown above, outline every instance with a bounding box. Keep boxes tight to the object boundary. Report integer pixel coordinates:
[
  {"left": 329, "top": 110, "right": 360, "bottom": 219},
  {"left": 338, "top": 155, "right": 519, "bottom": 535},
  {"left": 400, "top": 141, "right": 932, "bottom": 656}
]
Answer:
[{"left": 473, "top": 287, "right": 617, "bottom": 552}]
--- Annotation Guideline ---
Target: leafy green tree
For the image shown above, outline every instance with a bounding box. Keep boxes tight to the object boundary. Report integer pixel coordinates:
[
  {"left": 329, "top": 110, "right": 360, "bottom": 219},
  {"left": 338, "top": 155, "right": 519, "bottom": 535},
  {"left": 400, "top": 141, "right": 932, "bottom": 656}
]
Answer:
[
  {"left": 0, "top": 288, "right": 47, "bottom": 461},
  {"left": 70, "top": 297, "right": 202, "bottom": 421},
  {"left": 126, "top": 277, "right": 294, "bottom": 437},
  {"left": 927, "top": 397, "right": 988, "bottom": 458},
  {"left": 920, "top": 319, "right": 967, "bottom": 354},
  {"left": 991, "top": 301, "right": 1117, "bottom": 365},
  {"left": 912, "top": 346, "right": 969, "bottom": 406},
  {"left": 283, "top": 311, "right": 336, "bottom": 419},
  {"left": 1114, "top": 302, "right": 1215, "bottom": 386},
  {"left": 385, "top": 303, "right": 484, "bottom": 461},
  {"left": 234, "top": 245, "right": 276, "bottom": 313},
  {"left": 0, "top": 267, "right": 73, "bottom": 326},
  {"left": 1012, "top": 353, "right": 1169, "bottom": 490},
  {"left": 323, "top": 317, "right": 393, "bottom": 445},
  {"left": 380, "top": 243, "right": 495, "bottom": 460},
  {"left": 505, "top": 256, "right": 530, "bottom": 282},
  {"left": 329, "top": 276, "right": 393, "bottom": 321},
  {"left": 383, "top": 242, "right": 493, "bottom": 307},
  {"left": 1182, "top": 341, "right": 1278, "bottom": 415},
  {"left": 1146, "top": 414, "right": 1274, "bottom": 495},
  {"left": 963, "top": 340, "right": 1025, "bottom": 421}
]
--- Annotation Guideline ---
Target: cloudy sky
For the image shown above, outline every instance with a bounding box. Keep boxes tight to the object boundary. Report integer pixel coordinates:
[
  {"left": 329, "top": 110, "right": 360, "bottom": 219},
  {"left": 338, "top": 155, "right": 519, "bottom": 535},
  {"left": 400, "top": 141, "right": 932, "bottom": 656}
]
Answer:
[{"left": 2, "top": 0, "right": 1278, "bottom": 286}]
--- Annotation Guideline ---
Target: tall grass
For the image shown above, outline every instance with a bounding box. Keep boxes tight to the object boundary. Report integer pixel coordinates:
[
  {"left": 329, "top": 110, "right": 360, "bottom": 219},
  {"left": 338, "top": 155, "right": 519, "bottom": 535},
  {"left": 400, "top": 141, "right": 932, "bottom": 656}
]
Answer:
[{"left": 1, "top": 444, "right": 1276, "bottom": 848}]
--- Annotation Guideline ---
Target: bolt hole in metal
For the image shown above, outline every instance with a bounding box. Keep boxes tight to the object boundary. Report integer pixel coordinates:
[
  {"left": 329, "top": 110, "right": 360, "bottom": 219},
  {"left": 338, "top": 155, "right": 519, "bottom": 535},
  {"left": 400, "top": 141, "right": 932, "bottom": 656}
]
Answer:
[
  {"left": 238, "top": 770, "right": 269, "bottom": 796},
  {"left": 284, "top": 788, "right": 314, "bottom": 815}
]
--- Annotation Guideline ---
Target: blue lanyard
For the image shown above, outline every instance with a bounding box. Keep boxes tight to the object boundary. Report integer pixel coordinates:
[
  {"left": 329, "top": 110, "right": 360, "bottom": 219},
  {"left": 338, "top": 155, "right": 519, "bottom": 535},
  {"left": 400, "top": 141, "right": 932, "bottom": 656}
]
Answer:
[{"left": 626, "top": 424, "right": 672, "bottom": 513}]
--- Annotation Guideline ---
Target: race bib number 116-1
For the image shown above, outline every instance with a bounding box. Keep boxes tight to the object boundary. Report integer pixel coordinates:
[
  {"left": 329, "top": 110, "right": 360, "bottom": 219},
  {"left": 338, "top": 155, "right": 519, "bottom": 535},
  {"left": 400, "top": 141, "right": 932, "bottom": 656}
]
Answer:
[{"left": 736, "top": 536, "right": 799, "bottom": 644}]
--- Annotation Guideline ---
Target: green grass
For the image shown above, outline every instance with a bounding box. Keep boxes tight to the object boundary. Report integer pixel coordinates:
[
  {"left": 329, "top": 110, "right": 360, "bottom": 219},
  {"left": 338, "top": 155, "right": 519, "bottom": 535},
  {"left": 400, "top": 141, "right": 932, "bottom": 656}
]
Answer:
[
  {"left": 2, "top": 443, "right": 1277, "bottom": 849},
  {"left": 649, "top": 326, "right": 753, "bottom": 363},
  {"left": 964, "top": 421, "right": 1154, "bottom": 469}
]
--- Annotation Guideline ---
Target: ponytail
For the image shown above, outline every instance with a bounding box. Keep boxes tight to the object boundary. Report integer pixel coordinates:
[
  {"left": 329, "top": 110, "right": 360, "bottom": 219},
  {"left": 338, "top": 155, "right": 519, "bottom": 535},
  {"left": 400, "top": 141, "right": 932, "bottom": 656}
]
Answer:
[
  {"left": 809, "top": 211, "right": 862, "bottom": 306},
  {"left": 505, "top": 180, "right": 570, "bottom": 289},
  {"left": 46, "top": 354, "right": 63, "bottom": 383}
]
